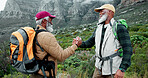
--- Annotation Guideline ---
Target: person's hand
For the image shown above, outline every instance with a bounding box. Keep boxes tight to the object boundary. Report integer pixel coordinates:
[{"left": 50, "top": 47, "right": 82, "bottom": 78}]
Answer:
[
  {"left": 72, "top": 36, "right": 82, "bottom": 47},
  {"left": 72, "top": 38, "right": 77, "bottom": 45},
  {"left": 114, "top": 69, "right": 125, "bottom": 78}
]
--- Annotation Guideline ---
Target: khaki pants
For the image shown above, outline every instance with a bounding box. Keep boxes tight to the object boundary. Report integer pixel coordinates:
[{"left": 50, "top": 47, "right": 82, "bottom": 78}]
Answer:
[{"left": 92, "top": 67, "right": 114, "bottom": 78}]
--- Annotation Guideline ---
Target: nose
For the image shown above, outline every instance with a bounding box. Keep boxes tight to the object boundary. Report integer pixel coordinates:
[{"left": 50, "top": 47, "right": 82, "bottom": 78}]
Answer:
[
  {"left": 48, "top": 18, "right": 53, "bottom": 25},
  {"left": 99, "top": 13, "right": 102, "bottom": 18},
  {"left": 99, "top": 12, "right": 102, "bottom": 15},
  {"left": 49, "top": 21, "right": 53, "bottom": 25}
]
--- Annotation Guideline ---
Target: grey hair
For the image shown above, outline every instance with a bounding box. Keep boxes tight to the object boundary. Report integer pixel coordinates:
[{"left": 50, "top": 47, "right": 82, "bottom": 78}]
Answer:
[{"left": 35, "top": 16, "right": 49, "bottom": 25}]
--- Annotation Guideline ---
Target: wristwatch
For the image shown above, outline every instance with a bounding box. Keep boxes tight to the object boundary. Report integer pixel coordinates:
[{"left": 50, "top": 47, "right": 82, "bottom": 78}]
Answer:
[{"left": 119, "top": 68, "right": 126, "bottom": 72}]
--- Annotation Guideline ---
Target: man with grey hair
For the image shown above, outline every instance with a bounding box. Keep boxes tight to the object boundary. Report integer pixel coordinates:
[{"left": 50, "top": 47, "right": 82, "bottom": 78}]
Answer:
[
  {"left": 74, "top": 4, "right": 133, "bottom": 78},
  {"left": 30, "top": 11, "right": 81, "bottom": 78}
]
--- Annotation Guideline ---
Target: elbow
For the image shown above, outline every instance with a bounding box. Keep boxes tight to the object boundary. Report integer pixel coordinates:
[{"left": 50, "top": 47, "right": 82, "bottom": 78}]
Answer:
[
  {"left": 58, "top": 58, "right": 65, "bottom": 62},
  {"left": 57, "top": 54, "right": 67, "bottom": 62}
]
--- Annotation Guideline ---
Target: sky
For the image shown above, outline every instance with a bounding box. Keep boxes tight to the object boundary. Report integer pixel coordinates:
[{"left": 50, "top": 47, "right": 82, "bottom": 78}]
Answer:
[{"left": 0, "top": 0, "right": 7, "bottom": 11}]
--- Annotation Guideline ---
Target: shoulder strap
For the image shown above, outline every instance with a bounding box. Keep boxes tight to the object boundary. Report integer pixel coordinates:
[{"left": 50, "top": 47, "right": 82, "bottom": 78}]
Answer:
[
  {"left": 110, "top": 21, "right": 118, "bottom": 39},
  {"left": 96, "top": 48, "right": 123, "bottom": 78},
  {"left": 35, "top": 26, "right": 47, "bottom": 36},
  {"left": 117, "top": 19, "right": 128, "bottom": 28},
  {"left": 35, "top": 29, "right": 47, "bottom": 36},
  {"left": 41, "top": 65, "right": 47, "bottom": 78},
  {"left": 34, "top": 29, "right": 46, "bottom": 52}
]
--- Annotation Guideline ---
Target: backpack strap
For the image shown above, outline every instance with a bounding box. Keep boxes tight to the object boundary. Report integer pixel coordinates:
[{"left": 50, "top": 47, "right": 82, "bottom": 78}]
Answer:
[
  {"left": 34, "top": 29, "right": 47, "bottom": 52},
  {"left": 110, "top": 21, "right": 118, "bottom": 39},
  {"left": 36, "top": 40, "right": 44, "bottom": 52},
  {"left": 41, "top": 64, "right": 47, "bottom": 78},
  {"left": 43, "top": 54, "right": 54, "bottom": 78},
  {"left": 46, "top": 61, "right": 55, "bottom": 78},
  {"left": 110, "top": 19, "right": 128, "bottom": 40},
  {"left": 96, "top": 48, "right": 123, "bottom": 78},
  {"left": 11, "top": 45, "right": 19, "bottom": 64},
  {"left": 38, "top": 60, "right": 55, "bottom": 78}
]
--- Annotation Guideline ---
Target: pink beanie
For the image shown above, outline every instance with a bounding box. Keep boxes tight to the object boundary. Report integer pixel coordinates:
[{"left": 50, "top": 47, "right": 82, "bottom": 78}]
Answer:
[{"left": 35, "top": 11, "right": 56, "bottom": 20}]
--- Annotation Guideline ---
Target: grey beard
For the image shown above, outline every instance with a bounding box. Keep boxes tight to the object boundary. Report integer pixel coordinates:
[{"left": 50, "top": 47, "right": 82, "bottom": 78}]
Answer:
[
  {"left": 46, "top": 22, "right": 53, "bottom": 32},
  {"left": 98, "top": 13, "right": 108, "bottom": 24}
]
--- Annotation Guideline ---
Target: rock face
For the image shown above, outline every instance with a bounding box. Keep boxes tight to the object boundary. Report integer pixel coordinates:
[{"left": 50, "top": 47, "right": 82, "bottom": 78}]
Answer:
[
  {"left": 0, "top": 0, "right": 147, "bottom": 42},
  {"left": 0, "top": 0, "right": 111, "bottom": 28},
  {"left": 0, "top": 0, "right": 106, "bottom": 42},
  {"left": 120, "top": 0, "right": 147, "bottom": 6},
  {"left": 2, "top": 0, "right": 147, "bottom": 28},
  {"left": 0, "top": 0, "right": 112, "bottom": 42}
]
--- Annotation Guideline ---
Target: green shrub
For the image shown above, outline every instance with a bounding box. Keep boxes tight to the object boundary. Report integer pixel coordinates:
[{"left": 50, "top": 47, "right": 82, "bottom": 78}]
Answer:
[
  {"left": 3, "top": 72, "right": 30, "bottom": 78},
  {"left": 126, "top": 36, "right": 148, "bottom": 77}
]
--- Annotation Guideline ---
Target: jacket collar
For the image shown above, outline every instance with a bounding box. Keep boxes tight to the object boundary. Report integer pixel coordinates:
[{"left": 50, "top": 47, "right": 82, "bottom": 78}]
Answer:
[
  {"left": 110, "top": 18, "right": 116, "bottom": 27},
  {"left": 102, "top": 18, "right": 115, "bottom": 49}
]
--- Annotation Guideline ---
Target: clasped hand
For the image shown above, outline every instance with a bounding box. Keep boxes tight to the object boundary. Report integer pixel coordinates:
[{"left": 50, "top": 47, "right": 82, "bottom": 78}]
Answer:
[{"left": 72, "top": 36, "right": 82, "bottom": 47}]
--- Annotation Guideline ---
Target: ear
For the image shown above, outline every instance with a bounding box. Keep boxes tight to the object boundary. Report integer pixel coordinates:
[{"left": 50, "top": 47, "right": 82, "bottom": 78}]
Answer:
[
  {"left": 108, "top": 10, "right": 114, "bottom": 17},
  {"left": 110, "top": 11, "right": 114, "bottom": 17},
  {"left": 49, "top": 18, "right": 52, "bottom": 22},
  {"left": 42, "top": 19, "right": 47, "bottom": 24},
  {"left": 41, "top": 19, "right": 47, "bottom": 28},
  {"left": 49, "top": 18, "right": 53, "bottom": 25}
]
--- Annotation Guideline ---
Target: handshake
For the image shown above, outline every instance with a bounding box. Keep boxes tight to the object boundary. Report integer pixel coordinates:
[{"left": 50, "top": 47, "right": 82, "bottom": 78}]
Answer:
[{"left": 72, "top": 36, "right": 82, "bottom": 47}]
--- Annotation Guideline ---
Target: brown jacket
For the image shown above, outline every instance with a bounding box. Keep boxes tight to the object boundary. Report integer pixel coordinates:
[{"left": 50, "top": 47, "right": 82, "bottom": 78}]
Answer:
[{"left": 35, "top": 25, "right": 77, "bottom": 77}]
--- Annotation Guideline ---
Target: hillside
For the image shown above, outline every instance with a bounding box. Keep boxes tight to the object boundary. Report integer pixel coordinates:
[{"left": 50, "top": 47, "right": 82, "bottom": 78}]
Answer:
[
  {"left": 115, "top": 1, "right": 148, "bottom": 25},
  {"left": 1, "top": 22, "right": 147, "bottom": 77}
]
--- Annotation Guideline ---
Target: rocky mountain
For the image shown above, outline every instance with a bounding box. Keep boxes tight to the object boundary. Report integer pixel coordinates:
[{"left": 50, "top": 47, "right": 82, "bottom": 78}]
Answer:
[
  {"left": 120, "top": 0, "right": 147, "bottom": 6},
  {"left": 115, "top": 0, "right": 148, "bottom": 25},
  {"left": 0, "top": 0, "right": 147, "bottom": 42},
  {"left": 0, "top": 0, "right": 110, "bottom": 28},
  {"left": 0, "top": 0, "right": 110, "bottom": 42}
]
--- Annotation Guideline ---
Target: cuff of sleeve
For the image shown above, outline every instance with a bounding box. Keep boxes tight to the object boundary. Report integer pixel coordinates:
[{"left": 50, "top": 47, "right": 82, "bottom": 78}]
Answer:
[
  {"left": 79, "top": 42, "right": 84, "bottom": 48},
  {"left": 76, "top": 44, "right": 78, "bottom": 47},
  {"left": 71, "top": 44, "right": 78, "bottom": 51},
  {"left": 119, "top": 68, "right": 126, "bottom": 72},
  {"left": 119, "top": 62, "right": 129, "bottom": 72}
]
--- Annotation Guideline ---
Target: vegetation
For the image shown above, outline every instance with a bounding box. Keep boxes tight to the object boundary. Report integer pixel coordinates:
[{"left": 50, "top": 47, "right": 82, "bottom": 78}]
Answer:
[{"left": 0, "top": 24, "right": 147, "bottom": 78}]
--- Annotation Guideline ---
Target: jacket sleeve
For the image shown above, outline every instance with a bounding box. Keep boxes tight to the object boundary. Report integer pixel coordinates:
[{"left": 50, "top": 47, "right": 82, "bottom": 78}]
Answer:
[
  {"left": 117, "top": 24, "right": 133, "bottom": 71},
  {"left": 37, "top": 32, "right": 78, "bottom": 62},
  {"left": 79, "top": 29, "right": 96, "bottom": 48}
]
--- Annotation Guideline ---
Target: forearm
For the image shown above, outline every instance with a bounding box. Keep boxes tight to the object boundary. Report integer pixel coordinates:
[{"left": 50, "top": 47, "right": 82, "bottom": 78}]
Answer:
[
  {"left": 39, "top": 33, "right": 78, "bottom": 62},
  {"left": 79, "top": 30, "right": 96, "bottom": 48},
  {"left": 49, "top": 43, "right": 77, "bottom": 62}
]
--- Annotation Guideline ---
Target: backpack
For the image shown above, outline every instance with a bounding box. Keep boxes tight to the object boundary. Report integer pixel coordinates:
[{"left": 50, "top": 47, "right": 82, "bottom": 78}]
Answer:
[
  {"left": 112, "top": 19, "right": 128, "bottom": 39},
  {"left": 110, "top": 19, "right": 128, "bottom": 57},
  {"left": 10, "top": 27, "right": 55, "bottom": 78}
]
